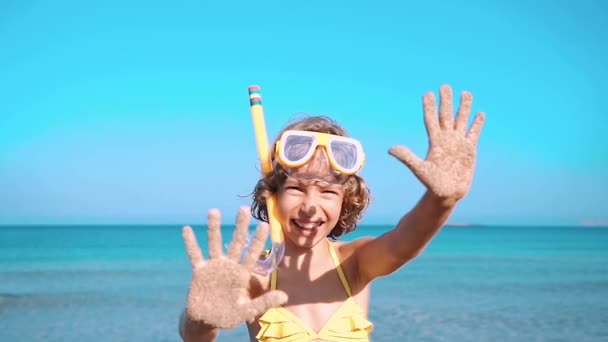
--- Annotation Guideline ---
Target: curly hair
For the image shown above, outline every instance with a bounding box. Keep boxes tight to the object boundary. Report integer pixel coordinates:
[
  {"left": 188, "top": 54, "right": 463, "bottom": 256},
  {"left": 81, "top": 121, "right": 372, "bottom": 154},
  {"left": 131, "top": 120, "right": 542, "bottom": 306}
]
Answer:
[{"left": 250, "top": 115, "right": 371, "bottom": 239}]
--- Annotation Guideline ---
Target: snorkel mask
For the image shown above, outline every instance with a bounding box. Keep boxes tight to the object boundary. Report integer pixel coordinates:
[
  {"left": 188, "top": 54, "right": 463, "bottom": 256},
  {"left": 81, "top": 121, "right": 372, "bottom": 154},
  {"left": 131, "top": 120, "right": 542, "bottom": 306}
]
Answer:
[
  {"left": 274, "top": 130, "right": 365, "bottom": 185},
  {"left": 246, "top": 86, "right": 365, "bottom": 275}
]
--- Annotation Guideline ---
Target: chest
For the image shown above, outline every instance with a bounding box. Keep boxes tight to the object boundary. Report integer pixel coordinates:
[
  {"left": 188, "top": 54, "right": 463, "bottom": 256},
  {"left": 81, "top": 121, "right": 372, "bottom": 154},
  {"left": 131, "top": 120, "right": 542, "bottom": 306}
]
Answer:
[
  {"left": 256, "top": 262, "right": 370, "bottom": 333},
  {"left": 281, "top": 291, "right": 369, "bottom": 334}
]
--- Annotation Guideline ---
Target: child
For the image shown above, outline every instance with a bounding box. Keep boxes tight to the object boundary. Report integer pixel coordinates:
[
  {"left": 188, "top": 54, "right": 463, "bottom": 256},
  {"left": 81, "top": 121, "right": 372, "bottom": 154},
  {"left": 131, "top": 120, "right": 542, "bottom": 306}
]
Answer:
[{"left": 179, "top": 85, "right": 486, "bottom": 342}]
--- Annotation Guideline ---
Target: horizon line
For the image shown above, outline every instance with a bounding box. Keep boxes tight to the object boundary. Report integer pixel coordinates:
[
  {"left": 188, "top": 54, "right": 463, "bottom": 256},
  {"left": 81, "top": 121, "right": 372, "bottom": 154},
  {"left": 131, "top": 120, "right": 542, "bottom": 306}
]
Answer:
[{"left": 0, "top": 222, "right": 606, "bottom": 228}]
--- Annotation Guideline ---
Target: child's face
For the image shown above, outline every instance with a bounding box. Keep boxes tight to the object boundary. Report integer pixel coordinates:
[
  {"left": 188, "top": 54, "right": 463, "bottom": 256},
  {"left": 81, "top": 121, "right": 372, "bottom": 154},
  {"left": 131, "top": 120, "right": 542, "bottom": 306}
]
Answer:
[{"left": 277, "top": 175, "right": 344, "bottom": 249}]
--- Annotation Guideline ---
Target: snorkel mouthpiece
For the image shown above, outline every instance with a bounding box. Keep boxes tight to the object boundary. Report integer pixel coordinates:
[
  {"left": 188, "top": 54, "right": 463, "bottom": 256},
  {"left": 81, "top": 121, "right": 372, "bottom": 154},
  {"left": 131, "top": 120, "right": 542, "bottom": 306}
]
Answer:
[{"left": 247, "top": 85, "right": 285, "bottom": 275}]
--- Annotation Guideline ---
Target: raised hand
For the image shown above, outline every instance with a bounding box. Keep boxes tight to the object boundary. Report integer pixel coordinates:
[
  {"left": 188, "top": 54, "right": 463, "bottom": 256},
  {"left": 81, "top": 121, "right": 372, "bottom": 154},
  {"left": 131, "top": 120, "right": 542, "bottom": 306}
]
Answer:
[
  {"left": 182, "top": 207, "right": 288, "bottom": 329},
  {"left": 389, "top": 85, "right": 486, "bottom": 201}
]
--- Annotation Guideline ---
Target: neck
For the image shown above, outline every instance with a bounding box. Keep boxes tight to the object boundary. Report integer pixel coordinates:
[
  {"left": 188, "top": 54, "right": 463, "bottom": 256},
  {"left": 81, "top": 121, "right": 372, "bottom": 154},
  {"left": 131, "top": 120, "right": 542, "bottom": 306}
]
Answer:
[{"left": 280, "top": 237, "right": 331, "bottom": 270}]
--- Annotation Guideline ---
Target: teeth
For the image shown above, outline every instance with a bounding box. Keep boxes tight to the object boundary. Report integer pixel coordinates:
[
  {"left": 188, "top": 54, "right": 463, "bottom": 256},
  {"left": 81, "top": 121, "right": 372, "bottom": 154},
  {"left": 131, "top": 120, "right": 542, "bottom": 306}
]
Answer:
[{"left": 295, "top": 221, "right": 322, "bottom": 229}]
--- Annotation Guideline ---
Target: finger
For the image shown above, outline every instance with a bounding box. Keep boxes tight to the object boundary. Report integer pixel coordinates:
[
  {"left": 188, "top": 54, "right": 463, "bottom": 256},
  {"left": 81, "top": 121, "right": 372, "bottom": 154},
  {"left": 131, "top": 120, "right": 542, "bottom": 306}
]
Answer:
[
  {"left": 454, "top": 91, "right": 473, "bottom": 134},
  {"left": 466, "top": 112, "right": 486, "bottom": 146},
  {"left": 227, "top": 206, "right": 251, "bottom": 260},
  {"left": 242, "top": 222, "right": 270, "bottom": 270},
  {"left": 207, "top": 208, "right": 224, "bottom": 259},
  {"left": 388, "top": 145, "right": 426, "bottom": 173},
  {"left": 182, "top": 226, "right": 205, "bottom": 269},
  {"left": 241, "top": 290, "right": 288, "bottom": 321},
  {"left": 438, "top": 85, "right": 454, "bottom": 130},
  {"left": 422, "top": 91, "right": 440, "bottom": 139}
]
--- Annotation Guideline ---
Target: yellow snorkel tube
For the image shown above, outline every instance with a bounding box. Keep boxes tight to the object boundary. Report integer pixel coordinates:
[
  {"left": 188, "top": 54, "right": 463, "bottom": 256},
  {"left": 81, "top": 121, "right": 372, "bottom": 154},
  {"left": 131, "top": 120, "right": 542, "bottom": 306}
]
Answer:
[{"left": 247, "top": 85, "right": 285, "bottom": 275}]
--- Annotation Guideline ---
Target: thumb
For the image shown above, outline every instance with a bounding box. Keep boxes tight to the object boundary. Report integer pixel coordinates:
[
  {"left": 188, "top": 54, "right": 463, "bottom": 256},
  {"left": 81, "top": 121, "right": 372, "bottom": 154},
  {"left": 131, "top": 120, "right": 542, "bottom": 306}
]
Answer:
[
  {"left": 241, "top": 290, "right": 288, "bottom": 322},
  {"left": 388, "top": 145, "right": 425, "bottom": 172}
]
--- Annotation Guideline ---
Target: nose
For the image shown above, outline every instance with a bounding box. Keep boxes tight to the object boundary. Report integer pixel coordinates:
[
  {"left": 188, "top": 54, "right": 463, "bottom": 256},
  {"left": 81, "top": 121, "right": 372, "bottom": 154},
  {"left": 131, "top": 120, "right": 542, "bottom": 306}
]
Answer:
[
  {"left": 298, "top": 191, "right": 318, "bottom": 217},
  {"left": 308, "top": 147, "right": 330, "bottom": 170}
]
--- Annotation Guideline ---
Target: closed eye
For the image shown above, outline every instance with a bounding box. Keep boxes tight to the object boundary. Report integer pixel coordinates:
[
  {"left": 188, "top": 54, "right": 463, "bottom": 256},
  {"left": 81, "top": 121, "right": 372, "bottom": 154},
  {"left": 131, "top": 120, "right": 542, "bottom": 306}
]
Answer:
[{"left": 323, "top": 185, "right": 343, "bottom": 196}]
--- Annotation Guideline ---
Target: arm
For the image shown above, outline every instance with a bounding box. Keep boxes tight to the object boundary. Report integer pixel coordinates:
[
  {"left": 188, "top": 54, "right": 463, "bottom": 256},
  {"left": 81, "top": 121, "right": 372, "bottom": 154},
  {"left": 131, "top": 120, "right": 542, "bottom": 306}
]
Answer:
[
  {"left": 179, "top": 309, "right": 219, "bottom": 342},
  {"left": 355, "top": 191, "right": 456, "bottom": 282},
  {"left": 354, "top": 85, "right": 486, "bottom": 283}
]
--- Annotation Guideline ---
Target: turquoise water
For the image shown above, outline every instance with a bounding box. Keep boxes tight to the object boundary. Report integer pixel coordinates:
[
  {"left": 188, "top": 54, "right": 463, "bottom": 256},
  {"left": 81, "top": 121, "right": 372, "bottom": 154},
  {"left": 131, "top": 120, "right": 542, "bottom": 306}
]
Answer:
[{"left": 1, "top": 224, "right": 607, "bottom": 341}]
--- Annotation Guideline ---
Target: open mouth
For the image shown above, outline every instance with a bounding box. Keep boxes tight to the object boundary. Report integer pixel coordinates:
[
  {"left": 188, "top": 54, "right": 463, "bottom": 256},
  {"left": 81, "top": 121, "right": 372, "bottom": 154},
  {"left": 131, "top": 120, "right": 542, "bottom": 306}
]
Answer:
[{"left": 292, "top": 219, "right": 324, "bottom": 231}]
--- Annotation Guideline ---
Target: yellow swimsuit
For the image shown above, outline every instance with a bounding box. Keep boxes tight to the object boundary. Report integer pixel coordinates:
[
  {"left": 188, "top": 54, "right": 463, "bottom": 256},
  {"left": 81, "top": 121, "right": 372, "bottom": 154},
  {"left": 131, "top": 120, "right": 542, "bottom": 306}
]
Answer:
[{"left": 256, "top": 241, "right": 374, "bottom": 342}]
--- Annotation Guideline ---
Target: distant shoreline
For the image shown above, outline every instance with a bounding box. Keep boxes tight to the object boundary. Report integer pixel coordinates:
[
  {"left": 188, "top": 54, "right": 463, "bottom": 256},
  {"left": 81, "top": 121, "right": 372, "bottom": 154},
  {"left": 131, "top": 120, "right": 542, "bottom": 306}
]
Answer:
[{"left": 0, "top": 223, "right": 607, "bottom": 229}]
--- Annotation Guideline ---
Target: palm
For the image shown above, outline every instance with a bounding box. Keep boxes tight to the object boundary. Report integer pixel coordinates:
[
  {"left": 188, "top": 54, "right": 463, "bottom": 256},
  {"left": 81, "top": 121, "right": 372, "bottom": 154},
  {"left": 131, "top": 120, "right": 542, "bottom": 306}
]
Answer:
[
  {"left": 389, "top": 85, "right": 486, "bottom": 200},
  {"left": 182, "top": 207, "right": 287, "bottom": 329}
]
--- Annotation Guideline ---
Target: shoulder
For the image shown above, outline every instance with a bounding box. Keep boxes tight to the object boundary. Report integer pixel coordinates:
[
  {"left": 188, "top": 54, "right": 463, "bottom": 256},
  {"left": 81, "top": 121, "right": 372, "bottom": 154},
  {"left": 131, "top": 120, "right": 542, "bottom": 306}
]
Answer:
[
  {"left": 332, "top": 237, "right": 375, "bottom": 282},
  {"left": 334, "top": 237, "right": 375, "bottom": 259}
]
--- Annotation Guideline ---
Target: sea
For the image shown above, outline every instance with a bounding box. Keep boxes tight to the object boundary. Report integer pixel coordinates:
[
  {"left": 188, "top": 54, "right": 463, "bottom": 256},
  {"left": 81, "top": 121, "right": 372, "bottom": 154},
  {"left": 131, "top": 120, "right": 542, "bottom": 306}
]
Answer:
[{"left": 1, "top": 224, "right": 607, "bottom": 341}]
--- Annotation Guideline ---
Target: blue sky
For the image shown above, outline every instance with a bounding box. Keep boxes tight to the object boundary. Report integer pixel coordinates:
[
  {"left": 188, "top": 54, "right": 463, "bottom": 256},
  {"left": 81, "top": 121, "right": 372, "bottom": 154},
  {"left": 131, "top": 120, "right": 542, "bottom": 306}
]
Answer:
[{"left": 1, "top": 0, "right": 606, "bottom": 226}]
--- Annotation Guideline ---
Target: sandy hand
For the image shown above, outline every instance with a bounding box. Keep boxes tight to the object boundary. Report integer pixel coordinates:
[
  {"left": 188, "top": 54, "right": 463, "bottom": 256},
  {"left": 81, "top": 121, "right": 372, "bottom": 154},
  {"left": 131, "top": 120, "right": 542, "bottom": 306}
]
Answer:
[
  {"left": 389, "top": 85, "right": 486, "bottom": 202},
  {"left": 182, "top": 207, "right": 288, "bottom": 329}
]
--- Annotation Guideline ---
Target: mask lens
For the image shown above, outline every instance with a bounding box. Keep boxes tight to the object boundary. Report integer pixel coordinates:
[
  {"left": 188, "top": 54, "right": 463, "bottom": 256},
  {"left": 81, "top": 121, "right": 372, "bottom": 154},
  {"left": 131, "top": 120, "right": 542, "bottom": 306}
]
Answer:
[
  {"left": 283, "top": 134, "right": 315, "bottom": 164},
  {"left": 330, "top": 140, "right": 358, "bottom": 171}
]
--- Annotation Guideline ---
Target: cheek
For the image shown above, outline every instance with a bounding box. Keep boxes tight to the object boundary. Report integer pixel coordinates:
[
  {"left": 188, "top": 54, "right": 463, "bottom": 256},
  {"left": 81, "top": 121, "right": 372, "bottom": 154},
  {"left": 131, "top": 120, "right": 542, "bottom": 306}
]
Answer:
[
  {"left": 323, "top": 197, "right": 344, "bottom": 217},
  {"left": 277, "top": 193, "right": 298, "bottom": 216}
]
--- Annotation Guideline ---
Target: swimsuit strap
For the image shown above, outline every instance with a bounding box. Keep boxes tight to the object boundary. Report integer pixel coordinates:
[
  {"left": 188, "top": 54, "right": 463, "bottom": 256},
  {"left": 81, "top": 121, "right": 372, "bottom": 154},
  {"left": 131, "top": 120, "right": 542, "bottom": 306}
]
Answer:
[
  {"left": 270, "top": 267, "right": 277, "bottom": 290},
  {"left": 327, "top": 241, "right": 353, "bottom": 297}
]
